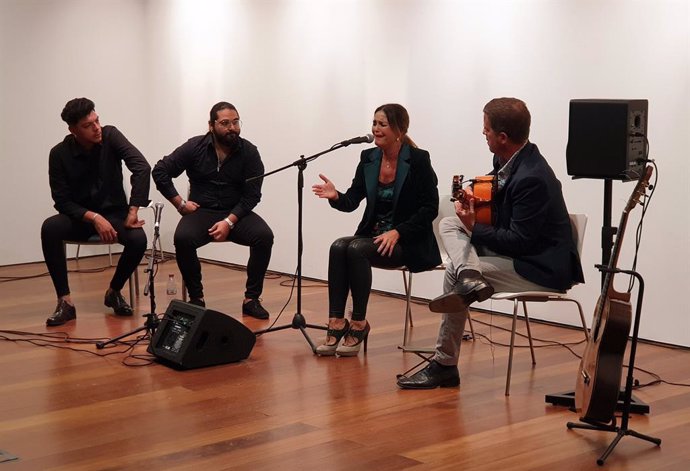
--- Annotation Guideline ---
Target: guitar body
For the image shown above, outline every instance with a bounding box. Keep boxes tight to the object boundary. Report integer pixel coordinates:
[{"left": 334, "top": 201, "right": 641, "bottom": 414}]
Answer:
[
  {"left": 451, "top": 175, "right": 495, "bottom": 225},
  {"left": 575, "top": 295, "right": 632, "bottom": 423}
]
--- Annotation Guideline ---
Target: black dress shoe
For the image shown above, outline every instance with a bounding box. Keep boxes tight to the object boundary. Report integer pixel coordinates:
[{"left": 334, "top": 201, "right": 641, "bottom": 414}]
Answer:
[
  {"left": 242, "top": 299, "right": 269, "bottom": 320},
  {"left": 428, "top": 269, "right": 494, "bottom": 313},
  {"left": 104, "top": 289, "right": 133, "bottom": 316},
  {"left": 46, "top": 299, "right": 76, "bottom": 326},
  {"left": 397, "top": 360, "right": 460, "bottom": 389}
]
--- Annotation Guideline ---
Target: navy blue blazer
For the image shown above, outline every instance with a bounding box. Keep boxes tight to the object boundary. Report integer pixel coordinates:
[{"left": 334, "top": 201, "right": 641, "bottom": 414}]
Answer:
[
  {"left": 330, "top": 144, "right": 442, "bottom": 272},
  {"left": 471, "top": 143, "right": 585, "bottom": 290}
]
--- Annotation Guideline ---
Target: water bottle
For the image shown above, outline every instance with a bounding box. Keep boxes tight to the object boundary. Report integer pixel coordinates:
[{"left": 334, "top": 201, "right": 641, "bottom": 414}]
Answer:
[{"left": 166, "top": 274, "right": 177, "bottom": 295}]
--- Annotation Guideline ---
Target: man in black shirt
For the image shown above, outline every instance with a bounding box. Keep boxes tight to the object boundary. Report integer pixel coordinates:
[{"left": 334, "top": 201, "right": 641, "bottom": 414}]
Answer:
[
  {"left": 152, "top": 102, "right": 274, "bottom": 319},
  {"left": 41, "top": 98, "right": 151, "bottom": 326}
]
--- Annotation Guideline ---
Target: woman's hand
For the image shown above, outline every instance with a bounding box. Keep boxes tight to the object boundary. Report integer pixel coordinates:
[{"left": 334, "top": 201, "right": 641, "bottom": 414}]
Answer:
[
  {"left": 373, "top": 229, "right": 400, "bottom": 257},
  {"left": 312, "top": 174, "right": 338, "bottom": 200}
]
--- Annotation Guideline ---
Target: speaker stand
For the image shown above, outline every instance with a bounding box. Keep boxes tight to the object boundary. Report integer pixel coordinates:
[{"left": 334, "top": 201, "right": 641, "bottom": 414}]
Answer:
[
  {"left": 96, "top": 210, "right": 162, "bottom": 349},
  {"left": 251, "top": 143, "right": 355, "bottom": 352}
]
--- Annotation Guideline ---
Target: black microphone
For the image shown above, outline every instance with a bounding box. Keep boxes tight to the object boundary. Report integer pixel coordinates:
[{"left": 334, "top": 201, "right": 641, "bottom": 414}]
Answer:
[
  {"left": 340, "top": 134, "right": 374, "bottom": 146},
  {"left": 154, "top": 202, "right": 164, "bottom": 229}
]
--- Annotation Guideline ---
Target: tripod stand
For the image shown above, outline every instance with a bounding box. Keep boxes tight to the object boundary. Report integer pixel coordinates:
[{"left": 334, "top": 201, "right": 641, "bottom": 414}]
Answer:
[
  {"left": 253, "top": 141, "right": 359, "bottom": 352},
  {"left": 96, "top": 205, "right": 163, "bottom": 349},
  {"left": 567, "top": 268, "right": 661, "bottom": 465}
]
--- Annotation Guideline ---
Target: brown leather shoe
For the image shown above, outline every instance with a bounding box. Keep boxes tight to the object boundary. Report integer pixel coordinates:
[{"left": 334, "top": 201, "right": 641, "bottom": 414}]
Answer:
[
  {"left": 46, "top": 299, "right": 76, "bottom": 326},
  {"left": 429, "top": 269, "right": 494, "bottom": 313}
]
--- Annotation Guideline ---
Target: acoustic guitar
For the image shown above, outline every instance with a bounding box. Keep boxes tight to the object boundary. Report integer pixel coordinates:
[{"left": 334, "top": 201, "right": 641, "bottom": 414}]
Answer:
[
  {"left": 575, "top": 166, "right": 653, "bottom": 424},
  {"left": 451, "top": 174, "right": 496, "bottom": 225}
]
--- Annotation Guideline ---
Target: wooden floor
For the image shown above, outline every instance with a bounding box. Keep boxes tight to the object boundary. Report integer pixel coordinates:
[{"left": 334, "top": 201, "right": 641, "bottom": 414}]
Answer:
[{"left": 1, "top": 256, "right": 689, "bottom": 470}]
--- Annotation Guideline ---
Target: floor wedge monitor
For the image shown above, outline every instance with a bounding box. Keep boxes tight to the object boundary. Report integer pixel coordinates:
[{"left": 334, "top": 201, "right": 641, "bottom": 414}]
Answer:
[{"left": 148, "top": 300, "right": 255, "bottom": 369}]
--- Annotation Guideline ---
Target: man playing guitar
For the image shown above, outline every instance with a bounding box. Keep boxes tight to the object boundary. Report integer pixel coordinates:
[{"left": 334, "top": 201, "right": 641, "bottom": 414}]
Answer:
[{"left": 398, "top": 97, "right": 585, "bottom": 390}]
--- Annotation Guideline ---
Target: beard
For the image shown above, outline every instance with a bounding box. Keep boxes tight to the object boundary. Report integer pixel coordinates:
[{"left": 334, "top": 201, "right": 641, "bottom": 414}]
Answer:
[{"left": 213, "top": 128, "right": 240, "bottom": 148}]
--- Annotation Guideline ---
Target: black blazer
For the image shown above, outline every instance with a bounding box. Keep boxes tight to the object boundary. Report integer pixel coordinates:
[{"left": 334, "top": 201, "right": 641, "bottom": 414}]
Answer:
[
  {"left": 330, "top": 144, "right": 442, "bottom": 272},
  {"left": 472, "top": 143, "right": 585, "bottom": 290}
]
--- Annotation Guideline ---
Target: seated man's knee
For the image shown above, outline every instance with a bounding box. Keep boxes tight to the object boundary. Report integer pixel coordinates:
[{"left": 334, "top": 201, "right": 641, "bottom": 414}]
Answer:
[
  {"left": 40, "top": 215, "right": 66, "bottom": 241},
  {"left": 257, "top": 225, "right": 274, "bottom": 247},
  {"left": 439, "top": 216, "right": 459, "bottom": 233},
  {"left": 173, "top": 231, "right": 195, "bottom": 250},
  {"left": 126, "top": 228, "right": 148, "bottom": 252}
]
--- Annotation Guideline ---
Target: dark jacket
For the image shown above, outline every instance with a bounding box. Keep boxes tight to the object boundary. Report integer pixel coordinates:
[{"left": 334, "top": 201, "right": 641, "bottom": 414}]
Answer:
[
  {"left": 472, "top": 142, "right": 585, "bottom": 290},
  {"left": 330, "top": 144, "right": 442, "bottom": 272},
  {"left": 48, "top": 125, "right": 151, "bottom": 220},
  {"left": 152, "top": 133, "right": 263, "bottom": 219}
]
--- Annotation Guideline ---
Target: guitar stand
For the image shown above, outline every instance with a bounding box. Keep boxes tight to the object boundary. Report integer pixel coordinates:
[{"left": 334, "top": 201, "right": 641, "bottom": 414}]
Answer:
[{"left": 566, "top": 268, "right": 661, "bottom": 466}]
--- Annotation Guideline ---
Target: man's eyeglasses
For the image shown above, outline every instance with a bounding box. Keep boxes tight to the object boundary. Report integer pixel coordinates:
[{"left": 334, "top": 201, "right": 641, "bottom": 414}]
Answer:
[{"left": 216, "top": 119, "right": 242, "bottom": 129}]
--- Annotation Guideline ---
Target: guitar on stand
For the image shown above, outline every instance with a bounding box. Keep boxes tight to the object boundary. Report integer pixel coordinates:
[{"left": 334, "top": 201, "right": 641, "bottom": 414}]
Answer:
[
  {"left": 574, "top": 165, "right": 652, "bottom": 423},
  {"left": 569, "top": 165, "right": 660, "bottom": 465}
]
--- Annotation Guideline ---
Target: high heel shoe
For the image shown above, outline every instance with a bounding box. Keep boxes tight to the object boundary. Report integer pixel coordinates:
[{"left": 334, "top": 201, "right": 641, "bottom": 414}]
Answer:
[
  {"left": 315, "top": 318, "right": 350, "bottom": 356},
  {"left": 336, "top": 321, "right": 370, "bottom": 357}
]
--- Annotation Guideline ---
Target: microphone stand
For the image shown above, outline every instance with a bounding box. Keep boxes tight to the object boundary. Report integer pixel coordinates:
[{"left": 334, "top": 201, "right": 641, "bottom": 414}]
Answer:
[
  {"left": 252, "top": 141, "right": 357, "bottom": 353},
  {"left": 96, "top": 205, "right": 162, "bottom": 349}
]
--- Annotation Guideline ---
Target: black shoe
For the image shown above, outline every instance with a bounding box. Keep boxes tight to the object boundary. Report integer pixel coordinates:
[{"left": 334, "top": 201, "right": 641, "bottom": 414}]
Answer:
[
  {"left": 397, "top": 360, "right": 460, "bottom": 389},
  {"left": 428, "top": 269, "right": 494, "bottom": 313},
  {"left": 104, "top": 289, "right": 133, "bottom": 316},
  {"left": 189, "top": 297, "right": 206, "bottom": 308},
  {"left": 46, "top": 299, "right": 76, "bottom": 326},
  {"left": 242, "top": 299, "right": 269, "bottom": 320}
]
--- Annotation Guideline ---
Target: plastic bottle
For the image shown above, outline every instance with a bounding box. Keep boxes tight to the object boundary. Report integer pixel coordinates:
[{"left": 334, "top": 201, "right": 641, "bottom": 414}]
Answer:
[{"left": 166, "top": 274, "right": 177, "bottom": 295}]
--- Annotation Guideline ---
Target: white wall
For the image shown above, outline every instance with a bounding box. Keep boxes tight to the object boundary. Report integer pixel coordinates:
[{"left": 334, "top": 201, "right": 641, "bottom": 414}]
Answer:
[{"left": 1, "top": 0, "right": 688, "bottom": 346}]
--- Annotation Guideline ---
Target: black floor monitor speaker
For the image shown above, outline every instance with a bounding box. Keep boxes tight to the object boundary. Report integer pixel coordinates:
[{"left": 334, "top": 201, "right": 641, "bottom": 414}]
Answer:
[
  {"left": 566, "top": 99, "right": 648, "bottom": 181},
  {"left": 148, "top": 300, "right": 256, "bottom": 370}
]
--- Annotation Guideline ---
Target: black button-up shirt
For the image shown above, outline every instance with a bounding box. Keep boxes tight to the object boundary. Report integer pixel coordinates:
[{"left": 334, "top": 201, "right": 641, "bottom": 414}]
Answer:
[
  {"left": 152, "top": 133, "right": 264, "bottom": 219},
  {"left": 48, "top": 125, "right": 151, "bottom": 220}
]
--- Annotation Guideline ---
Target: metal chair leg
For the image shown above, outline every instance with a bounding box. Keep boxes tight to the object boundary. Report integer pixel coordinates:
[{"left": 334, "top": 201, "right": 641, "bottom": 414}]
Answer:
[
  {"left": 570, "top": 298, "right": 590, "bottom": 341},
  {"left": 401, "top": 270, "right": 414, "bottom": 347},
  {"left": 466, "top": 311, "right": 476, "bottom": 341},
  {"left": 522, "top": 301, "right": 536, "bottom": 365},
  {"left": 505, "top": 299, "right": 520, "bottom": 396}
]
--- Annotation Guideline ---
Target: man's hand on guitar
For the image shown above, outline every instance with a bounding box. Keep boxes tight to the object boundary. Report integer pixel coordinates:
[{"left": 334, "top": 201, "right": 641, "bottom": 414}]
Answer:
[{"left": 456, "top": 197, "right": 476, "bottom": 233}]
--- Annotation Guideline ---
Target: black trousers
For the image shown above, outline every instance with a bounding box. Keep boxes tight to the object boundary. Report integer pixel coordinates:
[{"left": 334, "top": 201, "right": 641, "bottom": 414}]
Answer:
[
  {"left": 41, "top": 213, "right": 147, "bottom": 298},
  {"left": 328, "top": 236, "right": 404, "bottom": 321},
  {"left": 174, "top": 209, "right": 274, "bottom": 300}
]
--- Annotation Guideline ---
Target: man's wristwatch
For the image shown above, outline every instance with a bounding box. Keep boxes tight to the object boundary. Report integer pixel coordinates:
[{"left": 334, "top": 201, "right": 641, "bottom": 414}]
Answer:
[
  {"left": 177, "top": 199, "right": 187, "bottom": 212},
  {"left": 223, "top": 217, "right": 235, "bottom": 229}
]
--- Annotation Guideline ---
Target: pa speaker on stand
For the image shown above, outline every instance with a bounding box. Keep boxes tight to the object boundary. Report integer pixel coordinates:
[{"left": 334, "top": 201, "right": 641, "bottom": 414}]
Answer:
[
  {"left": 566, "top": 99, "right": 648, "bottom": 181},
  {"left": 148, "top": 300, "right": 256, "bottom": 370}
]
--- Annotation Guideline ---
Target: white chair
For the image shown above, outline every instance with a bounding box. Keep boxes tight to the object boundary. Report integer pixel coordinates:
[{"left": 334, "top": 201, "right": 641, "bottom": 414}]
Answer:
[
  {"left": 492, "top": 213, "right": 590, "bottom": 396},
  {"left": 65, "top": 235, "right": 139, "bottom": 305}
]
